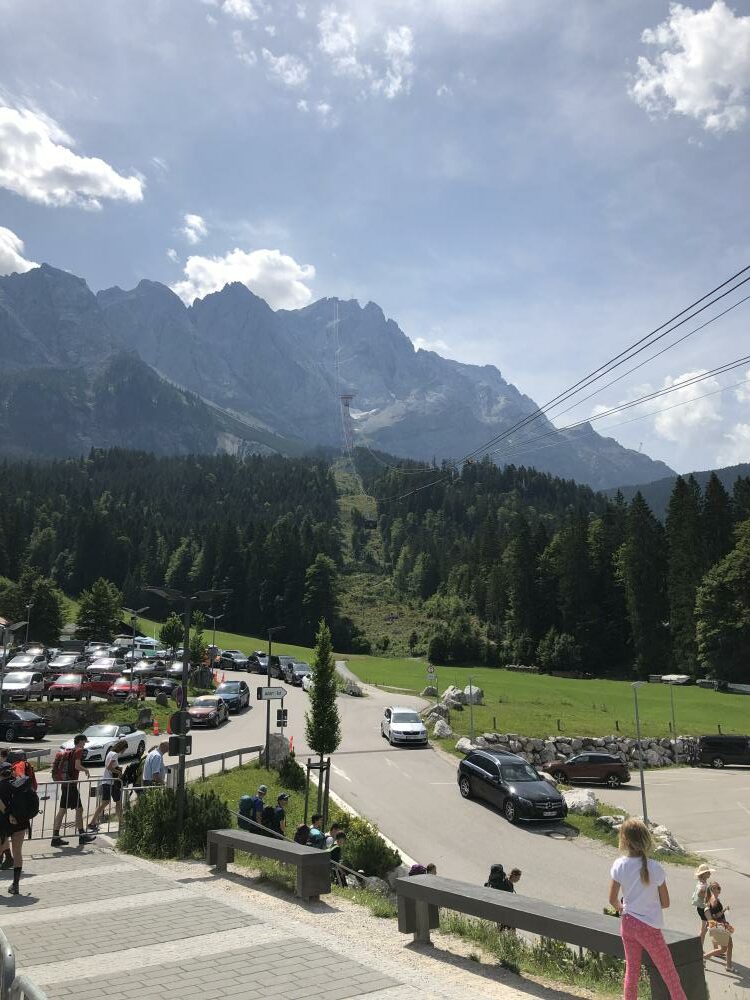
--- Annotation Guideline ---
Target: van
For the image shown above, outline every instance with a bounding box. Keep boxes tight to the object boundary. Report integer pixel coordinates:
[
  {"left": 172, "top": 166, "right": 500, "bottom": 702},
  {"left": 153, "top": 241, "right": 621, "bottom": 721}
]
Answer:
[{"left": 697, "top": 734, "right": 750, "bottom": 768}]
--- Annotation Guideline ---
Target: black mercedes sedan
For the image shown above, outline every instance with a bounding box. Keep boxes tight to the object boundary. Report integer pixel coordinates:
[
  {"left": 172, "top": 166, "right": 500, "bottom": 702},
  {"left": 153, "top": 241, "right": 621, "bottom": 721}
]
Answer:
[{"left": 457, "top": 748, "right": 568, "bottom": 824}]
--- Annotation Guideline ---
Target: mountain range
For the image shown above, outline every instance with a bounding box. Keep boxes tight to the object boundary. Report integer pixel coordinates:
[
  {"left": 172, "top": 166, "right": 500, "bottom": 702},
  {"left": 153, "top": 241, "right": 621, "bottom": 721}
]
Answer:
[{"left": 0, "top": 264, "right": 674, "bottom": 489}]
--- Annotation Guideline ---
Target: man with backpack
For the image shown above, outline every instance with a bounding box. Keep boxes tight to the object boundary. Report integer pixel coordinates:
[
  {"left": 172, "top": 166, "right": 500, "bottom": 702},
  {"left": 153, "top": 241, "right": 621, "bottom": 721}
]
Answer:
[
  {"left": 51, "top": 733, "right": 96, "bottom": 848},
  {"left": 0, "top": 759, "right": 39, "bottom": 894},
  {"left": 0, "top": 751, "right": 37, "bottom": 870},
  {"left": 307, "top": 814, "right": 325, "bottom": 849}
]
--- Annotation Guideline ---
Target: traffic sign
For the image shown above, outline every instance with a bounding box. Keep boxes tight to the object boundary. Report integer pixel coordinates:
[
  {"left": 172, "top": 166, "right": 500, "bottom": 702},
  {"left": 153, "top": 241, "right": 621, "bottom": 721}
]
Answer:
[
  {"left": 169, "top": 711, "right": 190, "bottom": 735},
  {"left": 427, "top": 664, "right": 435, "bottom": 676},
  {"left": 276, "top": 708, "right": 288, "bottom": 727},
  {"left": 257, "top": 686, "right": 286, "bottom": 701},
  {"left": 174, "top": 684, "right": 184, "bottom": 709}
]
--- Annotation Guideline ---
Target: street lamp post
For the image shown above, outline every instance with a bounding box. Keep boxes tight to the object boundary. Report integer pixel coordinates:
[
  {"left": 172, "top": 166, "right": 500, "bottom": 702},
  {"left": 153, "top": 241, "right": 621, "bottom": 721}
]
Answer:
[
  {"left": 123, "top": 606, "right": 149, "bottom": 696},
  {"left": 205, "top": 612, "right": 224, "bottom": 653},
  {"left": 266, "top": 626, "right": 286, "bottom": 766},
  {"left": 632, "top": 681, "right": 649, "bottom": 824},
  {"left": 24, "top": 604, "right": 33, "bottom": 646},
  {"left": 0, "top": 621, "right": 27, "bottom": 711},
  {"left": 668, "top": 682, "right": 677, "bottom": 738},
  {"left": 145, "top": 587, "right": 231, "bottom": 831}
]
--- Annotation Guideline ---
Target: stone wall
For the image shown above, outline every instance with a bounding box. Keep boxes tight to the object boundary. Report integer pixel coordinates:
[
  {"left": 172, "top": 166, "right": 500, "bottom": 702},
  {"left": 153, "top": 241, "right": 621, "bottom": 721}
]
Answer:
[{"left": 448, "top": 731, "right": 694, "bottom": 768}]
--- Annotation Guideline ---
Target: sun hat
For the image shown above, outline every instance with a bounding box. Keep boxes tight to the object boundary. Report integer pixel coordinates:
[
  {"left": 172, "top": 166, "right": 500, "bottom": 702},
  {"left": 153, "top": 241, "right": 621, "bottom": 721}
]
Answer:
[{"left": 694, "top": 863, "right": 715, "bottom": 878}]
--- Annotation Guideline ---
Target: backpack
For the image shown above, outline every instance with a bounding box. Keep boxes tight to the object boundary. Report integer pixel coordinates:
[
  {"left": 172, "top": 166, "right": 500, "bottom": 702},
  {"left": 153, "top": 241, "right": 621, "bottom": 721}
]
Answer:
[
  {"left": 307, "top": 827, "right": 325, "bottom": 849},
  {"left": 238, "top": 795, "right": 254, "bottom": 832},
  {"left": 294, "top": 823, "right": 310, "bottom": 845},
  {"left": 9, "top": 775, "right": 40, "bottom": 821},
  {"left": 261, "top": 803, "right": 278, "bottom": 832},
  {"left": 485, "top": 864, "right": 513, "bottom": 892},
  {"left": 51, "top": 748, "right": 76, "bottom": 783},
  {"left": 8, "top": 754, "right": 37, "bottom": 792},
  {"left": 409, "top": 864, "right": 428, "bottom": 876},
  {"left": 122, "top": 759, "right": 141, "bottom": 786}
]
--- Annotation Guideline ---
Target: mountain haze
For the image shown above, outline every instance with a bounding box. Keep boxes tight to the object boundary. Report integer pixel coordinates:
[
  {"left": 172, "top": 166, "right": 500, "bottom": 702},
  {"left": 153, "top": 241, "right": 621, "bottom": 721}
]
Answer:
[{"left": 0, "top": 264, "right": 673, "bottom": 488}]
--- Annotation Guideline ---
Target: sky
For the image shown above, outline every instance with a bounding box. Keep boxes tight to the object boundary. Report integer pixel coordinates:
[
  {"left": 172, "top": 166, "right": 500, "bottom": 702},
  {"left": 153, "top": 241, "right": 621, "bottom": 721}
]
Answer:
[{"left": 0, "top": 0, "right": 749, "bottom": 475}]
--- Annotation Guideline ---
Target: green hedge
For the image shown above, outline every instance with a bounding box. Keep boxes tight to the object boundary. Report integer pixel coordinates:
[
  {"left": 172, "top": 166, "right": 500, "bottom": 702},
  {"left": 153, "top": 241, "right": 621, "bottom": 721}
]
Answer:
[{"left": 119, "top": 786, "right": 230, "bottom": 858}]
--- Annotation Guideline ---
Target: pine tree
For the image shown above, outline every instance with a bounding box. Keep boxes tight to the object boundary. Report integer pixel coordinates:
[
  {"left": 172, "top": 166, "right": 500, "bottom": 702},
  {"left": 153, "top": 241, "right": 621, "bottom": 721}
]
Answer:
[
  {"left": 702, "top": 473, "right": 733, "bottom": 568},
  {"left": 75, "top": 577, "right": 123, "bottom": 642},
  {"left": 1, "top": 569, "right": 65, "bottom": 646},
  {"left": 665, "top": 476, "right": 703, "bottom": 674},
  {"left": 696, "top": 521, "right": 750, "bottom": 682},
  {"left": 305, "top": 620, "right": 341, "bottom": 812},
  {"left": 302, "top": 554, "right": 339, "bottom": 641},
  {"left": 617, "top": 493, "right": 668, "bottom": 678},
  {"left": 732, "top": 477, "right": 750, "bottom": 524}
]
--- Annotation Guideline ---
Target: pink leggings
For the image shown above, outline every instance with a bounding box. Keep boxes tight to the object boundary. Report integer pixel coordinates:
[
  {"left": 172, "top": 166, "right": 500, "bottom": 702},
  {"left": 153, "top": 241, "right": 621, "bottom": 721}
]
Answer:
[{"left": 621, "top": 914, "right": 687, "bottom": 1000}]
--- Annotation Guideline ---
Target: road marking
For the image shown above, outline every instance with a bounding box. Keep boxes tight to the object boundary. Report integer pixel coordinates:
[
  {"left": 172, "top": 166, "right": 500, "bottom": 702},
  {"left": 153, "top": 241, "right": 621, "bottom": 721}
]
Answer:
[
  {"left": 429, "top": 782, "right": 456, "bottom": 785},
  {"left": 690, "top": 847, "right": 735, "bottom": 853},
  {"left": 331, "top": 764, "right": 352, "bottom": 783},
  {"left": 384, "top": 757, "right": 411, "bottom": 779},
  {"left": 737, "top": 801, "right": 750, "bottom": 816}
]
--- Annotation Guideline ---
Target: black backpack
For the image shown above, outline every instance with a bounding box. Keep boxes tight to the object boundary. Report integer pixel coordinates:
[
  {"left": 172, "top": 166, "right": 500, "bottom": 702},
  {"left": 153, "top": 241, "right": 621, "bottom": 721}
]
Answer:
[
  {"left": 294, "top": 823, "right": 310, "bottom": 845},
  {"left": 261, "top": 803, "right": 278, "bottom": 833},
  {"left": 485, "top": 864, "right": 513, "bottom": 892},
  {"left": 10, "top": 775, "right": 40, "bottom": 821}
]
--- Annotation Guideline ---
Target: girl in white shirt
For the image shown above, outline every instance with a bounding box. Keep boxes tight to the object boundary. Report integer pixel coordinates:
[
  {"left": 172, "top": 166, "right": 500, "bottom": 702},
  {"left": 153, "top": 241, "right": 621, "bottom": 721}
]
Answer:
[{"left": 608, "top": 818, "right": 687, "bottom": 1000}]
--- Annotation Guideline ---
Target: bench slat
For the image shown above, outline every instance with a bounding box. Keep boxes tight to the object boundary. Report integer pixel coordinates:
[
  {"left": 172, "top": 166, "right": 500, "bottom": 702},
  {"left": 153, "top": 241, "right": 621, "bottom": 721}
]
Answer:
[{"left": 207, "top": 828, "right": 331, "bottom": 900}]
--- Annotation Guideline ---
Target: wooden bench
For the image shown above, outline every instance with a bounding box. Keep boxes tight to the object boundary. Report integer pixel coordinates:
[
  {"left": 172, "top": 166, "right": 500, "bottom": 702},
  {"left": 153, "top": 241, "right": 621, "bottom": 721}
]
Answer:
[
  {"left": 396, "top": 875, "right": 707, "bottom": 1000},
  {"left": 206, "top": 828, "right": 331, "bottom": 900}
]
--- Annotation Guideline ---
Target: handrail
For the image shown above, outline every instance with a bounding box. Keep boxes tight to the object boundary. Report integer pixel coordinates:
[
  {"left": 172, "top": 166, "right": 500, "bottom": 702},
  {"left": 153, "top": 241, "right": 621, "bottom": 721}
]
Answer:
[
  {"left": 0, "top": 929, "right": 15, "bottom": 1000},
  {"left": 184, "top": 745, "right": 262, "bottom": 779},
  {"left": 9, "top": 976, "right": 48, "bottom": 1000}
]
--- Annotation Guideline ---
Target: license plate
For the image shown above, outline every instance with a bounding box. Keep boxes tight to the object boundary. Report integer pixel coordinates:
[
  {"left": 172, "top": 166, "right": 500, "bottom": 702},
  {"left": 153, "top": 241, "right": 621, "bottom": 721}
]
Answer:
[{"left": 543, "top": 810, "right": 557, "bottom": 817}]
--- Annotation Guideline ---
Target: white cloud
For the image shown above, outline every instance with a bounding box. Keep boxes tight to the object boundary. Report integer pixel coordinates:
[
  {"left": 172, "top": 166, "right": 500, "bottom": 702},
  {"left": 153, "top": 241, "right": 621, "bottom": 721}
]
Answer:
[
  {"left": 166, "top": 247, "right": 179, "bottom": 263},
  {"left": 414, "top": 335, "right": 451, "bottom": 355},
  {"left": 717, "top": 422, "right": 750, "bottom": 465},
  {"left": 150, "top": 156, "right": 169, "bottom": 174},
  {"left": 222, "top": 0, "right": 257, "bottom": 20},
  {"left": 171, "top": 247, "right": 315, "bottom": 308},
  {"left": 265, "top": 24, "right": 277, "bottom": 36},
  {"left": 0, "top": 226, "right": 38, "bottom": 276},
  {"left": 181, "top": 213, "right": 208, "bottom": 245},
  {"left": 0, "top": 105, "right": 143, "bottom": 209},
  {"left": 262, "top": 49, "right": 309, "bottom": 88},
  {"left": 735, "top": 370, "right": 750, "bottom": 403},
  {"left": 436, "top": 83, "right": 453, "bottom": 98},
  {"left": 232, "top": 30, "right": 257, "bottom": 66},
  {"left": 319, "top": 7, "right": 366, "bottom": 78},
  {"left": 631, "top": 1, "right": 750, "bottom": 133},
  {"left": 653, "top": 370, "right": 722, "bottom": 441},
  {"left": 372, "top": 25, "right": 414, "bottom": 99}
]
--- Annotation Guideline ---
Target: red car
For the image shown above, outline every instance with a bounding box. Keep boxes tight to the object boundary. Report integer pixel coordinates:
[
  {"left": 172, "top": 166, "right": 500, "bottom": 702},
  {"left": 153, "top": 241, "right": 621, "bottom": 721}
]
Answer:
[
  {"left": 47, "top": 673, "right": 91, "bottom": 701},
  {"left": 541, "top": 752, "right": 631, "bottom": 789},
  {"left": 107, "top": 677, "right": 146, "bottom": 702}
]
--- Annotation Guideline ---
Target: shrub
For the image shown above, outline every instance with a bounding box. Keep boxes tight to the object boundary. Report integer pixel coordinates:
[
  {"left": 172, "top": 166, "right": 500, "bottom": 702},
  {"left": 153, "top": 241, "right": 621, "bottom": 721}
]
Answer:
[
  {"left": 277, "top": 752, "right": 307, "bottom": 792},
  {"left": 119, "top": 786, "right": 230, "bottom": 859},
  {"left": 341, "top": 815, "right": 400, "bottom": 877}
]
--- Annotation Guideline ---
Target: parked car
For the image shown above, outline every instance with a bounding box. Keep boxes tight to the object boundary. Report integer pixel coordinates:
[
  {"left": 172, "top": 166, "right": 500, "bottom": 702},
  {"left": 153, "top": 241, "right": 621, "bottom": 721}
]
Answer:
[
  {"left": 287, "top": 661, "right": 311, "bottom": 686},
  {"left": 247, "top": 653, "right": 266, "bottom": 674},
  {"left": 697, "top": 734, "right": 750, "bottom": 768},
  {"left": 6, "top": 652, "right": 47, "bottom": 671},
  {"left": 187, "top": 695, "right": 229, "bottom": 727},
  {"left": 267, "top": 655, "right": 282, "bottom": 679},
  {"left": 219, "top": 649, "right": 249, "bottom": 670},
  {"left": 302, "top": 673, "right": 314, "bottom": 693},
  {"left": 49, "top": 652, "right": 87, "bottom": 672},
  {"left": 381, "top": 707, "right": 428, "bottom": 747},
  {"left": 107, "top": 677, "right": 146, "bottom": 702},
  {"left": 61, "top": 723, "right": 146, "bottom": 764},
  {"left": 87, "top": 657, "right": 126, "bottom": 673},
  {"left": 278, "top": 656, "right": 296, "bottom": 682},
  {"left": 0, "top": 671, "right": 46, "bottom": 702},
  {"left": 457, "top": 749, "right": 569, "bottom": 824},
  {"left": 87, "top": 672, "right": 123, "bottom": 698},
  {"left": 214, "top": 680, "right": 251, "bottom": 712},
  {"left": 541, "top": 753, "right": 631, "bottom": 789},
  {"left": 21, "top": 644, "right": 48, "bottom": 656},
  {"left": 144, "top": 677, "right": 180, "bottom": 698},
  {"left": 130, "top": 659, "right": 166, "bottom": 678},
  {"left": 47, "top": 673, "right": 92, "bottom": 701},
  {"left": 0, "top": 707, "right": 48, "bottom": 741},
  {"left": 84, "top": 642, "right": 110, "bottom": 659},
  {"left": 166, "top": 662, "right": 185, "bottom": 680}
]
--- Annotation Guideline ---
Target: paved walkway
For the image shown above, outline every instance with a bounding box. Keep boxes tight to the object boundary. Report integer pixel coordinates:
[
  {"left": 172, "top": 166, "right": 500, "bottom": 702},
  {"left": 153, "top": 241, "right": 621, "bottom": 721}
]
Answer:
[{"left": 0, "top": 844, "right": 582, "bottom": 1000}]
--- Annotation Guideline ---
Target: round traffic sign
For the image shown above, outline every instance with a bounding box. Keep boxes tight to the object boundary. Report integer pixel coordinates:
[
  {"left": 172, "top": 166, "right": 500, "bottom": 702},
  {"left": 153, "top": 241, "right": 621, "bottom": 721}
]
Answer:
[{"left": 427, "top": 664, "right": 436, "bottom": 676}]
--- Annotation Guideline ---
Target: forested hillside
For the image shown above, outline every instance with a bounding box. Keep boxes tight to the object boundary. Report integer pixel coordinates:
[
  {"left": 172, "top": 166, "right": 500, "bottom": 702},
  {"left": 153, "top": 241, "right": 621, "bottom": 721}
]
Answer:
[{"left": 354, "top": 451, "right": 750, "bottom": 681}]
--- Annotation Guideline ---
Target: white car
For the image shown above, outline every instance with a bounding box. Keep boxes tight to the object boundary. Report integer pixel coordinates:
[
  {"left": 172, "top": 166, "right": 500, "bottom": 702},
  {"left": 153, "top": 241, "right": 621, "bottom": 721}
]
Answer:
[
  {"left": 302, "top": 673, "right": 314, "bottom": 693},
  {"left": 381, "top": 706, "right": 428, "bottom": 747},
  {"left": 62, "top": 723, "right": 147, "bottom": 765},
  {"left": 0, "top": 671, "right": 46, "bottom": 701},
  {"left": 7, "top": 652, "right": 47, "bottom": 671}
]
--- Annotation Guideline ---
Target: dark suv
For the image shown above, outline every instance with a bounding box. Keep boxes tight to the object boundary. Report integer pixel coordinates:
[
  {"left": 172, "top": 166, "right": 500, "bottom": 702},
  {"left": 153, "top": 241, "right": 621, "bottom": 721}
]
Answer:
[
  {"left": 541, "top": 753, "right": 631, "bottom": 789},
  {"left": 457, "top": 749, "right": 568, "bottom": 824},
  {"left": 697, "top": 734, "right": 750, "bottom": 768}
]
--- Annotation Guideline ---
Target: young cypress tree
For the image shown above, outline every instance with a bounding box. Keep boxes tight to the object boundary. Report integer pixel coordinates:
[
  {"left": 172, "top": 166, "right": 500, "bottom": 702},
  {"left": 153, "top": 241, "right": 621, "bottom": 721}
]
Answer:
[
  {"left": 305, "top": 620, "right": 341, "bottom": 813},
  {"left": 665, "top": 476, "right": 703, "bottom": 674}
]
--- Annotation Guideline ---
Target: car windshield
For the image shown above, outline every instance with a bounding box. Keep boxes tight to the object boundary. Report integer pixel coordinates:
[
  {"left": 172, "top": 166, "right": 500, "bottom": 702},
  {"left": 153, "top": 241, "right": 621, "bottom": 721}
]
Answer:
[
  {"left": 53, "top": 655, "right": 75, "bottom": 664},
  {"left": 224, "top": 651, "right": 242, "bottom": 656},
  {"left": 2, "top": 673, "right": 33, "bottom": 683},
  {"left": 113, "top": 679, "right": 130, "bottom": 686},
  {"left": 192, "top": 697, "right": 217, "bottom": 707},
  {"left": 392, "top": 711, "right": 421, "bottom": 724},
  {"left": 217, "top": 683, "right": 239, "bottom": 692},
  {"left": 501, "top": 763, "right": 541, "bottom": 783},
  {"left": 293, "top": 663, "right": 310, "bottom": 672},
  {"left": 85, "top": 725, "right": 119, "bottom": 738},
  {"left": 10, "top": 656, "right": 32, "bottom": 664},
  {"left": 56, "top": 674, "right": 81, "bottom": 685}
]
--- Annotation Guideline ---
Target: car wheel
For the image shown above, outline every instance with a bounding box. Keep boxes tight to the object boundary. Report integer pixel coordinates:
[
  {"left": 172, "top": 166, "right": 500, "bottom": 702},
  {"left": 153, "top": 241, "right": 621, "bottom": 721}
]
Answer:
[
  {"left": 458, "top": 775, "right": 472, "bottom": 799},
  {"left": 213, "top": 716, "right": 220, "bottom": 728},
  {"left": 551, "top": 770, "right": 566, "bottom": 784},
  {"left": 136, "top": 741, "right": 145, "bottom": 756},
  {"left": 3, "top": 727, "right": 15, "bottom": 741},
  {"left": 711, "top": 756, "right": 725, "bottom": 769},
  {"left": 606, "top": 773, "right": 622, "bottom": 789},
  {"left": 75, "top": 695, "right": 82, "bottom": 702},
  {"left": 504, "top": 798, "right": 518, "bottom": 824}
]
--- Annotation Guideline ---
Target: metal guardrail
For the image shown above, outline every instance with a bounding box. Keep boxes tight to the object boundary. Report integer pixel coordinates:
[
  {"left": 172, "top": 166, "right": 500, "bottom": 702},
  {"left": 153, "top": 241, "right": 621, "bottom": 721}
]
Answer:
[
  {"left": 0, "top": 930, "right": 47, "bottom": 1000},
  {"left": 28, "top": 779, "right": 163, "bottom": 841},
  {"left": 185, "top": 745, "right": 263, "bottom": 780}
]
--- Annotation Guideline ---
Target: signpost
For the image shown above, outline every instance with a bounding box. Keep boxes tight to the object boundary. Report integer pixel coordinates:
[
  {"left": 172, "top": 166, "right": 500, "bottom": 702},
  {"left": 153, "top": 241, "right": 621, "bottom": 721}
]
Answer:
[
  {"left": 257, "top": 686, "right": 286, "bottom": 701},
  {"left": 276, "top": 707, "right": 288, "bottom": 729}
]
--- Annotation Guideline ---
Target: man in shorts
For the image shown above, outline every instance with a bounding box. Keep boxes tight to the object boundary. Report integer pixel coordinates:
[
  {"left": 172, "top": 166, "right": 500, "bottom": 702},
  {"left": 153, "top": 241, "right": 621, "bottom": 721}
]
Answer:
[
  {"left": 87, "top": 739, "right": 128, "bottom": 832},
  {"left": 51, "top": 734, "right": 96, "bottom": 847}
]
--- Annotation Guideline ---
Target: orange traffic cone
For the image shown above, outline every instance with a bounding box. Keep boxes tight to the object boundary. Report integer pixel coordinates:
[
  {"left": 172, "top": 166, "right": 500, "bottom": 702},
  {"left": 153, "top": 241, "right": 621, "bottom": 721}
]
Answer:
[
  {"left": 153, "top": 718, "right": 160, "bottom": 736},
  {"left": 167, "top": 716, "right": 172, "bottom": 735},
  {"left": 289, "top": 735, "right": 294, "bottom": 753}
]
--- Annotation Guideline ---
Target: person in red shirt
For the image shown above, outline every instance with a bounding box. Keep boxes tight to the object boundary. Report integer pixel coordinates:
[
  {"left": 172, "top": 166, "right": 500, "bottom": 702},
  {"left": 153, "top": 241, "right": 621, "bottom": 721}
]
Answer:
[{"left": 51, "top": 734, "right": 96, "bottom": 848}]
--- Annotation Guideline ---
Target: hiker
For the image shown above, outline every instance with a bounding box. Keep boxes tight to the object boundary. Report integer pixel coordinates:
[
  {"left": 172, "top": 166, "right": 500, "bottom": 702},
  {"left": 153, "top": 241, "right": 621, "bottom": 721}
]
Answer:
[
  {"left": 485, "top": 864, "right": 514, "bottom": 892},
  {"left": 703, "top": 881, "right": 734, "bottom": 972},
  {"left": 273, "top": 792, "right": 289, "bottom": 836},
  {"left": 142, "top": 741, "right": 169, "bottom": 787},
  {"left": 87, "top": 739, "right": 127, "bottom": 831},
  {"left": 692, "top": 863, "right": 714, "bottom": 946},
  {"left": 325, "top": 822, "right": 342, "bottom": 848},
  {"left": 0, "top": 752, "right": 37, "bottom": 869},
  {"left": 608, "top": 818, "right": 687, "bottom": 1000},
  {"left": 0, "top": 760, "right": 39, "bottom": 895},
  {"left": 249, "top": 784, "right": 268, "bottom": 827},
  {"left": 122, "top": 750, "right": 146, "bottom": 799},
  {"left": 51, "top": 734, "right": 96, "bottom": 848},
  {"left": 409, "top": 862, "right": 437, "bottom": 876},
  {"left": 330, "top": 831, "right": 348, "bottom": 886},
  {"left": 307, "top": 813, "right": 325, "bottom": 848},
  {"left": 508, "top": 868, "right": 522, "bottom": 888}
]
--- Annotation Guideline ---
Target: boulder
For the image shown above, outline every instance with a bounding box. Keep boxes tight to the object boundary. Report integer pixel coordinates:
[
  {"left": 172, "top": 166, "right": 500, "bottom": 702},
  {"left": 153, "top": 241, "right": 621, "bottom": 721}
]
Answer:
[
  {"left": 595, "top": 814, "right": 625, "bottom": 831},
  {"left": 443, "top": 698, "right": 464, "bottom": 711},
  {"left": 563, "top": 789, "right": 599, "bottom": 816},
  {"left": 262, "top": 732, "right": 290, "bottom": 769},
  {"left": 495, "top": 734, "right": 509, "bottom": 744},
  {"left": 155, "top": 691, "right": 170, "bottom": 708},
  {"left": 455, "top": 737, "right": 474, "bottom": 754},
  {"left": 482, "top": 732, "right": 499, "bottom": 743},
  {"left": 423, "top": 703, "right": 450, "bottom": 721},
  {"left": 420, "top": 686, "right": 438, "bottom": 697},
  {"left": 344, "top": 679, "right": 364, "bottom": 697},
  {"left": 571, "top": 738, "right": 583, "bottom": 751},
  {"left": 385, "top": 864, "right": 410, "bottom": 890},
  {"left": 361, "top": 875, "right": 392, "bottom": 896},
  {"left": 442, "top": 685, "right": 465, "bottom": 704},
  {"left": 433, "top": 719, "right": 453, "bottom": 738},
  {"left": 463, "top": 684, "right": 484, "bottom": 705}
]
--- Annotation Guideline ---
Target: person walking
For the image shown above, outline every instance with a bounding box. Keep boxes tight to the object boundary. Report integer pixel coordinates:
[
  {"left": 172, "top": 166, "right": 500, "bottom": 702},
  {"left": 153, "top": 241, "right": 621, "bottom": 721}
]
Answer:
[
  {"left": 307, "top": 814, "right": 325, "bottom": 848},
  {"left": 608, "top": 818, "right": 687, "bottom": 1000},
  {"left": 0, "top": 761, "right": 37, "bottom": 895},
  {"left": 703, "top": 881, "right": 734, "bottom": 972},
  {"left": 330, "top": 831, "right": 348, "bottom": 886},
  {"left": 273, "top": 793, "right": 289, "bottom": 836},
  {"left": 142, "top": 741, "right": 169, "bottom": 787},
  {"left": 51, "top": 734, "right": 96, "bottom": 848},
  {"left": 325, "top": 822, "right": 342, "bottom": 848},
  {"left": 87, "top": 739, "right": 127, "bottom": 831},
  {"left": 692, "top": 863, "right": 714, "bottom": 946},
  {"left": 249, "top": 784, "right": 268, "bottom": 827}
]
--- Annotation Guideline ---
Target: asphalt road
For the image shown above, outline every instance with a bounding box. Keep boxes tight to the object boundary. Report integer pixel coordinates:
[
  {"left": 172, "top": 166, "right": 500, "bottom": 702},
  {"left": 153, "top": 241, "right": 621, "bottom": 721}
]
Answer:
[{"left": 6, "top": 668, "right": 748, "bottom": 996}]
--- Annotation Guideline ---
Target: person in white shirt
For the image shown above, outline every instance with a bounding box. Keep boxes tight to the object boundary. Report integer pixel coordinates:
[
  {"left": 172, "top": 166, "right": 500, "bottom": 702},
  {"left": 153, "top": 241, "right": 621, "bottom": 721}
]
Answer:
[
  {"left": 142, "top": 741, "right": 169, "bottom": 787},
  {"left": 608, "top": 818, "right": 687, "bottom": 1000},
  {"left": 88, "top": 739, "right": 128, "bottom": 831}
]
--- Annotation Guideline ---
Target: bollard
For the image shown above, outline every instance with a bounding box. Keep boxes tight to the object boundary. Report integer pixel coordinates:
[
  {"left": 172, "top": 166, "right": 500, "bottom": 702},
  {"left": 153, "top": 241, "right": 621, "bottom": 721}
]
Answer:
[
  {"left": 718, "top": 724, "right": 722, "bottom": 734},
  {"left": 493, "top": 716, "right": 497, "bottom": 730},
  {"left": 615, "top": 720, "right": 620, "bottom": 732},
  {"left": 557, "top": 719, "right": 562, "bottom": 732}
]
